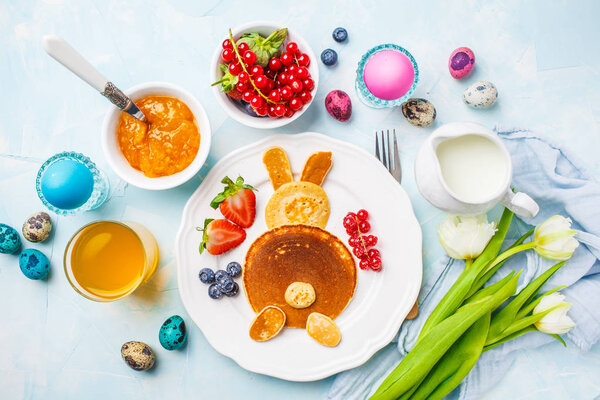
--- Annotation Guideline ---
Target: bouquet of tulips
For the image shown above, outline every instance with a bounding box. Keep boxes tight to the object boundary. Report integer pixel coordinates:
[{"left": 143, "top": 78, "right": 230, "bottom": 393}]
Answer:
[{"left": 370, "top": 209, "right": 579, "bottom": 400}]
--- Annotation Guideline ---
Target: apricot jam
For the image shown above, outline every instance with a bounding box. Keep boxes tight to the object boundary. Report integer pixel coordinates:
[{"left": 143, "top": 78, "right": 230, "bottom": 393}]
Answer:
[{"left": 117, "top": 96, "right": 200, "bottom": 177}]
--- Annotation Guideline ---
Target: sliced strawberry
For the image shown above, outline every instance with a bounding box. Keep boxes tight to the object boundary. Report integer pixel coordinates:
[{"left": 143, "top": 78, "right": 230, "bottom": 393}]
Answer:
[
  {"left": 226, "top": 87, "right": 243, "bottom": 100},
  {"left": 210, "top": 176, "right": 256, "bottom": 228},
  {"left": 198, "top": 219, "right": 246, "bottom": 255}
]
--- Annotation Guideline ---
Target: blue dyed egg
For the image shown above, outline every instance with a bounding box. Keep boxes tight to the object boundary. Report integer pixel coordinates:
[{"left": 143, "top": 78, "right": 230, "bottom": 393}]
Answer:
[
  {"left": 41, "top": 159, "right": 94, "bottom": 210},
  {"left": 159, "top": 315, "right": 187, "bottom": 350},
  {"left": 19, "top": 249, "right": 50, "bottom": 280},
  {"left": 0, "top": 223, "right": 21, "bottom": 254}
]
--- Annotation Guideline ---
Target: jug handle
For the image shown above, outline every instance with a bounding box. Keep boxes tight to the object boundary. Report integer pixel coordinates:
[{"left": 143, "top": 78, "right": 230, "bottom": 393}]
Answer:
[{"left": 500, "top": 190, "right": 539, "bottom": 218}]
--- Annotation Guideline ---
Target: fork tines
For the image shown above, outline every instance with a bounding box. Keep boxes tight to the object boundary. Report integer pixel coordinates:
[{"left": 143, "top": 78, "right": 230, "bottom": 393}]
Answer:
[{"left": 375, "top": 129, "right": 402, "bottom": 183}]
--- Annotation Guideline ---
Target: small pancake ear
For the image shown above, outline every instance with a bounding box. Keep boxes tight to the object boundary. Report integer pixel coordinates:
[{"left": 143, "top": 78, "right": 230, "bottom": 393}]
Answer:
[
  {"left": 300, "top": 152, "right": 332, "bottom": 186},
  {"left": 263, "top": 147, "right": 294, "bottom": 190}
]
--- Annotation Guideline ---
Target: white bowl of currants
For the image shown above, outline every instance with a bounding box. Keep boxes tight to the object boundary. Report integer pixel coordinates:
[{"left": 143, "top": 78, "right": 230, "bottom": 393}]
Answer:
[{"left": 211, "top": 21, "right": 319, "bottom": 129}]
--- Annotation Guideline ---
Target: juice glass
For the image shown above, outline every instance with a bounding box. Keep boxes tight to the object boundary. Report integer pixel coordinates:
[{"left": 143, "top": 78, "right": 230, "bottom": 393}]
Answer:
[{"left": 64, "top": 220, "right": 159, "bottom": 301}]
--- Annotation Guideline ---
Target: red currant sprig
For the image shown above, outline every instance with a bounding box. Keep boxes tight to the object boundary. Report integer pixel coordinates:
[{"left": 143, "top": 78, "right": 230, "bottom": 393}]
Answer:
[{"left": 344, "top": 209, "right": 382, "bottom": 271}]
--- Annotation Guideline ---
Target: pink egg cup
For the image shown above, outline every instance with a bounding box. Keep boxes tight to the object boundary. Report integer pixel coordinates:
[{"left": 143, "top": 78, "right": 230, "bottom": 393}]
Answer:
[{"left": 355, "top": 44, "right": 419, "bottom": 108}]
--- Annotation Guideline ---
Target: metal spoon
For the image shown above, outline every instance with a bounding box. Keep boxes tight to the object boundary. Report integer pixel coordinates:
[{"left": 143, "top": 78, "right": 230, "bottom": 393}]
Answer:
[{"left": 43, "top": 35, "right": 146, "bottom": 122}]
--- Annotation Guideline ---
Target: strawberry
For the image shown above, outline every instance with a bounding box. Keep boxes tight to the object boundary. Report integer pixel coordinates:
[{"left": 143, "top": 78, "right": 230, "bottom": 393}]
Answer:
[
  {"left": 198, "top": 218, "right": 246, "bottom": 255},
  {"left": 226, "top": 87, "right": 243, "bottom": 100},
  {"left": 210, "top": 176, "right": 256, "bottom": 228}
]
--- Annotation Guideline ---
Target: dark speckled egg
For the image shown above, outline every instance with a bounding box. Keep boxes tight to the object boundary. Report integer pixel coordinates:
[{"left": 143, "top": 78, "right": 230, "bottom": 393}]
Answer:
[
  {"left": 121, "top": 341, "right": 155, "bottom": 371},
  {"left": 159, "top": 315, "right": 187, "bottom": 351},
  {"left": 325, "top": 90, "right": 352, "bottom": 122},
  {"left": 0, "top": 223, "right": 21, "bottom": 254},
  {"left": 449, "top": 47, "right": 475, "bottom": 79},
  {"left": 22, "top": 212, "right": 52, "bottom": 243},
  {"left": 19, "top": 248, "right": 50, "bottom": 280},
  {"left": 401, "top": 98, "right": 436, "bottom": 127}
]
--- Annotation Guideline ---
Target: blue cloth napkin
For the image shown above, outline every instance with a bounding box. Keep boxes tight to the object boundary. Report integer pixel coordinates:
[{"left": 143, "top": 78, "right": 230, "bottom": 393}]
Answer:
[{"left": 327, "top": 126, "right": 600, "bottom": 400}]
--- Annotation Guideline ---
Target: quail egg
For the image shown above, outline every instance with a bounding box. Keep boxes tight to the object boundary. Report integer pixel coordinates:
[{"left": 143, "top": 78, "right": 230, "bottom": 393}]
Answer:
[
  {"left": 463, "top": 81, "right": 498, "bottom": 109},
  {"left": 121, "top": 341, "right": 155, "bottom": 371},
  {"left": 158, "top": 315, "right": 187, "bottom": 351},
  {"left": 19, "top": 248, "right": 50, "bottom": 280},
  {"left": 401, "top": 98, "right": 436, "bottom": 127},
  {"left": 22, "top": 212, "right": 52, "bottom": 243},
  {"left": 0, "top": 223, "right": 21, "bottom": 254}
]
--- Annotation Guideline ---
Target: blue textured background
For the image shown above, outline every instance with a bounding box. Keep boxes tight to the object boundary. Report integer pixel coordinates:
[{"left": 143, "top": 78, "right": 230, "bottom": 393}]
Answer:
[{"left": 1, "top": 0, "right": 599, "bottom": 399}]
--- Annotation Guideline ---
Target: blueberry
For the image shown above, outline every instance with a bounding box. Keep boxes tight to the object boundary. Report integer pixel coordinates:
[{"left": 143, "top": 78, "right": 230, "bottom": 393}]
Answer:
[
  {"left": 199, "top": 268, "right": 215, "bottom": 284},
  {"left": 224, "top": 282, "right": 239, "bottom": 297},
  {"left": 208, "top": 283, "right": 223, "bottom": 299},
  {"left": 215, "top": 269, "right": 229, "bottom": 282},
  {"left": 217, "top": 276, "right": 235, "bottom": 293},
  {"left": 332, "top": 27, "right": 348, "bottom": 42},
  {"left": 321, "top": 49, "right": 338, "bottom": 66},
  {"left": 226, "top": 262, "right": 242, "bottom": 278}
]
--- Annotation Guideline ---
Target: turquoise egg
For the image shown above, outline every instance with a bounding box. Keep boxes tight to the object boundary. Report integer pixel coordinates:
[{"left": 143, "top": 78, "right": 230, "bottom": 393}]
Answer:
[
  {"left": 19, "top": 249, "right": 50, "bottom": 280},
  {"left": 0, "top": 223, "right": 21, "bottom": 254},
  {"left": 159, "top": 315, "right": 187, "bottom": 350},
  {"left": 41, "top": 159, "right": 94, "bottom": 210}
]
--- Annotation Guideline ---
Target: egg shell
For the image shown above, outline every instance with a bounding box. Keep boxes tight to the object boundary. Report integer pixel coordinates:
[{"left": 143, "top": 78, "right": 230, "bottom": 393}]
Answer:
[
  {"left": 19, "top": 249, "right": 50, "bottom": 280},
  {"left": 159, "top": 315, "right": 187, "bottom": 350},
  {"left": 325, "top": 90, "right": 352, "bottom": 122},
  {"left": 121, "top": 341, "right": 155, "bottom": 371},
  {"left": 41, "top": 159, "right": 94, "bottom": 210},
  {"left": 449, "top": 47, "right": 475, "bottom": 79},
  {"left": 22, "top": 212, "right": 52, "bottom": 243},
  {"left": 0, "top": 223, "right": 21, "bottom": 254},
  {"left": 463, "top": 81, "right": 498, "bottom": 109},
  {"left": 401, "top": 98, "right": 436, "bottom": 127}
]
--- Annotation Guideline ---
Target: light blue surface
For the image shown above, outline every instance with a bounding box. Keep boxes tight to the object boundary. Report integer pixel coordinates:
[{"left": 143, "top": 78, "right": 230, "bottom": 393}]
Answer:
[{"left": 1, "top": 1, "right": 600, "bottom": 399}]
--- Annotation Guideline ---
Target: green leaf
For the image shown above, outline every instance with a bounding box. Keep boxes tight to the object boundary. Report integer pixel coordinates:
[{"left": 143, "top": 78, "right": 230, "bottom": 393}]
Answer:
[
  {"left": 210, "top": 175, "right": 256, "bottom": 209},
  {"left": 197, "top": 218, "right": 214, "bottom": 254},
  {"left": 463, "top": 271, "right": 516, "bottom": 305},
  {"left": 237, "top": 28, "right": 288, "bottom": 67},
  {"left": 483, "top": 326, "right": 536, "bottom": 352},
  {"left": 517, "top": 285, "right": 567, "bottom": 319},
  {"left": 550, "top": 333, "right": 567, "bottom": 347}
]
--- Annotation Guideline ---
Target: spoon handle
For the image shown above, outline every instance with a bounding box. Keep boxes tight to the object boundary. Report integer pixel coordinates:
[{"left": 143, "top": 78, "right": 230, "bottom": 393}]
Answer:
[{"left": 43, "top": 35, "right": 108, "bottom": 92}]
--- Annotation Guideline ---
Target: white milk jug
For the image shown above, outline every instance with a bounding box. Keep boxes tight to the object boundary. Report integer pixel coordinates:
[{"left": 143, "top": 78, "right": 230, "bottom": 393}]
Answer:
[{"left": 414, "top": 122, "right": 539, "bottom": 217}]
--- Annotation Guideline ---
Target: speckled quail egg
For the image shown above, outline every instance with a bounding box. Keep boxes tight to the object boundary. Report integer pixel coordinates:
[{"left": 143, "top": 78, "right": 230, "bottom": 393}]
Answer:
[
  {"left": 463, "top": 81, "right": 498, "bottom": 109},
  {"left": 19, "top": 249, "right": 50, "bottom": 280},
  {"left": 401, "top": 98, "right": 436, "bottom": 127},
  {"left": 159, "top": 315, "right": 187, "bottom": 351},
  {"left": 0, "top": 223, "right": 21, "bottom": 254},
  {"left": 121, "top": 341, "right": 155, "bottom": 371},
  {"left": 22, "top": 212, "right": 52, "bottom": 243}
]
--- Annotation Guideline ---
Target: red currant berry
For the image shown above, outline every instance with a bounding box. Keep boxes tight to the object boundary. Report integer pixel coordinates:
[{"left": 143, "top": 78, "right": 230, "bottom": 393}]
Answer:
[
  {"left": 222, "top": 39, "right": 233, "bottom": 50},
  {"left": 348, "top": 235, "right": 360, "bottom": 247},
  {"left": 242, "top": 91, "right": 254, "bottom": 102},
  {"left": 353, "top": 245, "right": 365, "bottom": 258},
  {"left": 284, "top": 108, "right": 295, "bottom": 118},
  {"left": 267, "top": 105, "right": 278, "bottom": 118},
  {"left": 368, "top": 248, "right": 381, "bottom": 258},
  {"left": 346, "top": 212, "right": 357, "bottom": 219},
  {"left": 290, "top": 80, "right": 303, "bottom": 93},
  {"left": 303, "top": 78, "right": 314, "bottom": 91},
  {"left": 228, "top": 62, "right": 242, "bottom": 75},
  {"left": 264, "top": 69, "right": 276, "bottom": 79},
  {"left": 281, "top": 52, "right": 294, "bottom": 66},
  {"left": 242, "top": 50, "right": 257, "bottom": 65},
  {"left": 255, "top": 75, "right": 268, "bottom": 89},
  {"left": 286, "top": 74, "right": 298, "bottom": 85},
  {"left": 238, "top": 42, "right": 249, "bottom": 52},
  {"left": 365, "top": 235, "right": 378, "bottom": 247},
  {"left": 343, "top": 216, "right": 358, "bottom": 229},
  {"left": 286, "top": 42, "right": 299, "bottom": 55},
  {"left": 296, "top": 53, "right": 311, "bottom": 67},
  {"left": 280, "top": 86, "right": 293, "bottom": 101},
  {"left": 299, "top": 90, "right": 312, "bottom": 104},
  {"left": 266, "top": 79, "right": 275, "bottom": 91},
  {"left": 236, "top": 81, "right": 248, "bottom": 92},
  {"left": 274, "top": 104, "right": 286, "bottom": 117},
  {"left": 268, "top": 90, "right": 281, "bottom": 102},
  {"left": 358, "top": 220, "right": 371, "bottom": 233},
  {"left": 345, "top": 226, "right": 358, "bottom": 236},
  {"left": 359, "top": 258, "right": 370, "bottom": 270},
  {"left": 269, "top": 57, "right": 283, "bottom": 71},
  {"left": 369, "top": 258, "right": 382, "bottom": 272},
  {"left": 277, "top": 72, "right": 288, "bottom": 85},
  {"left": 357, "top": 209, "right": 369, "bottom": 220},
  {"left": 221, "top": 49, "right": 235, "bottom": 62},
  {"left": 289, "top": 97, "right": 304, "bottom": 111},
  {"left": 288, "top": 64, "right": 297, "bottom": 74},
  {"left": 250, "top": 65, "right": 264, "bottom": 77},
  {"left": 238, "top": 71, "right": 249, "bottom": 82},
  {"left": 250, "top": 96, "right": 265, "bottom": 109},
  {"left": 296, "top": 67, "right": 309, "bottom": 80},
  {"left": 255, "top": 105, "right": 268, "bottom": 116}
]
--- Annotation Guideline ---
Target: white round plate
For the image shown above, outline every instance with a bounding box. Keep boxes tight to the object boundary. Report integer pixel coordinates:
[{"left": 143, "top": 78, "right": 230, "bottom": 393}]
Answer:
[{"left": 176, "top": 132, "right": 422, "bottom": 381}]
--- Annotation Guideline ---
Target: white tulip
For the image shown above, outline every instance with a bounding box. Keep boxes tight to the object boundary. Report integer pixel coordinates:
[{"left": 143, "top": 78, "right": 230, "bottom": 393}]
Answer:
[
  {"left": 438, "top": 214, "right": 497, "bottom": 260},
  {"left": 534, "top": 215, "right": 579, "bottom": 261},
  {"left": 533, "top": 292, "right": 576, "bottom": 334}
]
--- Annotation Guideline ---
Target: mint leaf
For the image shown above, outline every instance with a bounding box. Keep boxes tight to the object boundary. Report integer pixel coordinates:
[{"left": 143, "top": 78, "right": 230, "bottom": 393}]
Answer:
[{"left": 237, "top": 29, "right": 288, "bottom": 67}]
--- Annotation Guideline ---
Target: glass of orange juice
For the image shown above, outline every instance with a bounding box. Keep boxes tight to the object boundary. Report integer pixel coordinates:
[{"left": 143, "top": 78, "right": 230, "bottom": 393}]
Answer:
[{"left": 64, "top": 220, "right": 159, "bottom": 301}]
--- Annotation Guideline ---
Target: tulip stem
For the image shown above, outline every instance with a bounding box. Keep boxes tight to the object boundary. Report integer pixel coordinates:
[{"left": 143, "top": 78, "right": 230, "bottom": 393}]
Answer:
[
  {"left": 465, "top": 259, "right": 473, "bottom": 269},
  {"left": 483, "top": 242, "right": 536, "bottom": 275}
]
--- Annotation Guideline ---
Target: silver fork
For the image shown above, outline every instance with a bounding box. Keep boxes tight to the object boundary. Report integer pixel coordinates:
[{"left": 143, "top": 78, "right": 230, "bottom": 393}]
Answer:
[{"left": 375, "top": 129, "right": 402, "bottom": 183}]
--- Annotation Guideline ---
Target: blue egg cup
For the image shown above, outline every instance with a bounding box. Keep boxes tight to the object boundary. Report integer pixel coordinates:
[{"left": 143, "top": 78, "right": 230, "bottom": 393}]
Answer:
[
  {"left": 36, "top": 151, "right": 110, "bottom": 216},
  {"left": 355, "top": 43, "right": 419, "bottom": 109}
]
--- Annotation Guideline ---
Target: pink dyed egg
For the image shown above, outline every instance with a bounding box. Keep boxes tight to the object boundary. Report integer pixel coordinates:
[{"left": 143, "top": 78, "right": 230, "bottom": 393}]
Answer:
[
  {"left": 448, "top": 47, "right": 475, "bottom": 79},
  {"left": 363, "top": 50, "right": 415, "bottom": 101},
  {"left": 325, "top": 90, "right": 352, "bottom": 122}
]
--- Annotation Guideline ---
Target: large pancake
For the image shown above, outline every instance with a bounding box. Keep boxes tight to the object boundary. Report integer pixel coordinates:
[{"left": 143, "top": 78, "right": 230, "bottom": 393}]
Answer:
[{"left": 243, "top": 225, "right": 356, "bottom": 328}]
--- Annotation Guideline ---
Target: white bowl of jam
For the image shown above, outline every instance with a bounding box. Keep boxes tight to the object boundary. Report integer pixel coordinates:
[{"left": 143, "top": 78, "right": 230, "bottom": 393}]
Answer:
[{"left": 101, "top": 81, "right": 211, "bottom": 190}]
